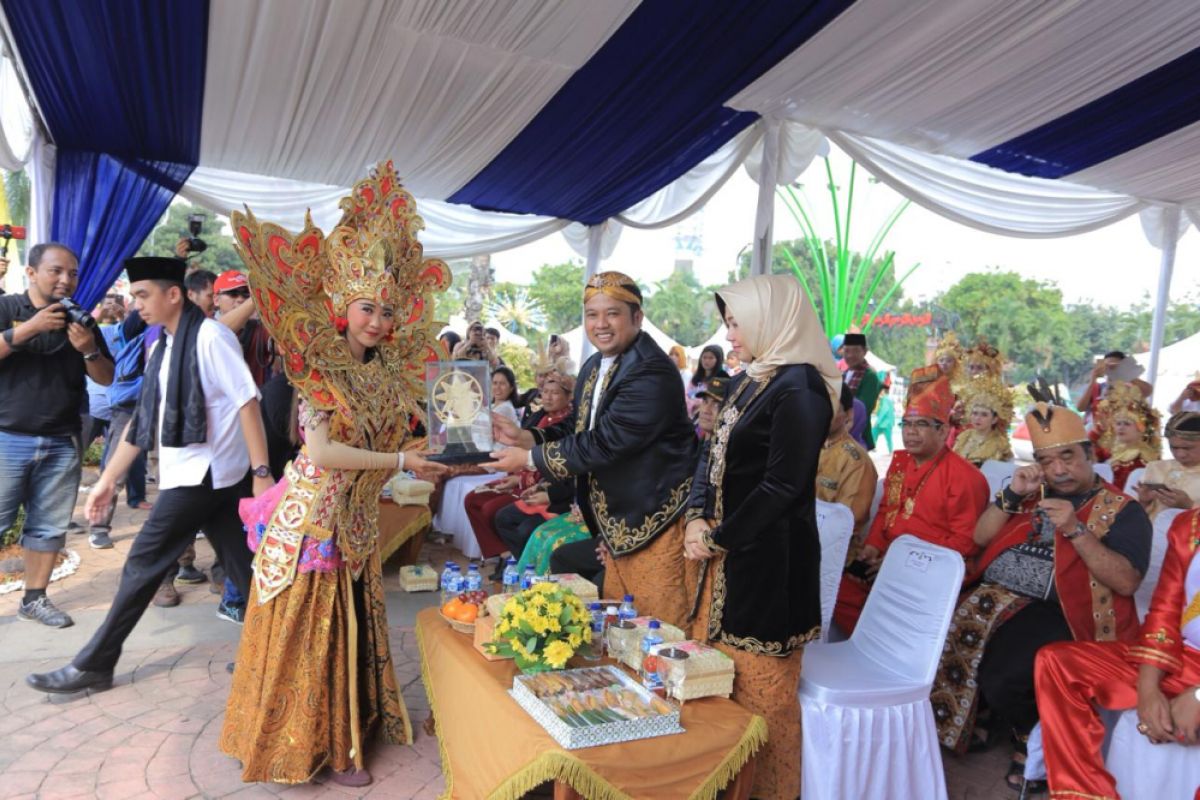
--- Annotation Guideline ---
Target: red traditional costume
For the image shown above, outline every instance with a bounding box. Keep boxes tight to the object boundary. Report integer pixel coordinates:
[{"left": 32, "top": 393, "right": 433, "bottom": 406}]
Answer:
[
  {"left": 833, "top": 368, "right": 989, "bottom": 633},
  {"left": 1036, "top": 509, "right": 1200, "bottom": 800}
]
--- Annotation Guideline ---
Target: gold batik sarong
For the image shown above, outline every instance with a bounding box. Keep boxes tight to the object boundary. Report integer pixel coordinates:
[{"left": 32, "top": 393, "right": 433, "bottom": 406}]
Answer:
[
  {"left": 693, "top": 557, "right": 802, "bottom": 800},
  {"left": 219, "top": 551, "right": 410, "bottom": 783},
  {"left": 603, "top": 516, "right": 696, "bottom": 630}
]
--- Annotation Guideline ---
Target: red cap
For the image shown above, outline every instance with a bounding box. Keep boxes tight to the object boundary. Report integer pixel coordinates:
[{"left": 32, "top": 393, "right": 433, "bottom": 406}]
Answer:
[{"left": 214, "top": 270, "right": 248, "bottom": 294}]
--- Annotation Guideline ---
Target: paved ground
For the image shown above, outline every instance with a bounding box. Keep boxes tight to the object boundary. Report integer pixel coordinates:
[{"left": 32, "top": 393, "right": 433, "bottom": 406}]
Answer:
[{"left": 0, "top": 466, "right": 1017, "bottom": 800}]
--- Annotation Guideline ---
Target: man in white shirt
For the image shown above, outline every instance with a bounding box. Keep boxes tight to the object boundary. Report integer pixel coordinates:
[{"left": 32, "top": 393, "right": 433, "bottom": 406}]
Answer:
[{"left": 26, "top": 257, "right": 272, "bottom": 694}]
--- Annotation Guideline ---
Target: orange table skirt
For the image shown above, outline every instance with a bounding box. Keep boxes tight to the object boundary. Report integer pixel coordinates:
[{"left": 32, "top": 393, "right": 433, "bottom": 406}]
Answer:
[
  {"left": 378, "top": 501, "right": 431, "bottom": 565},
  {"left": 415, "top": 607, "right": 766, "bottom": 800}
]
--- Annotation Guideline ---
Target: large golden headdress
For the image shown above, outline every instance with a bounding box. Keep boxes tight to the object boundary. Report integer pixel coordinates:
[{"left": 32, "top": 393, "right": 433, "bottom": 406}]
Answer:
[
  {"left": 965, "top": 337, "right": 1004, "bottom": 379},
  {"left": 1097, "top": 380, "right": 1161, "bottom": 462},
  {"left": 231, "top": 161, "right": 451, "bottom": 413},
  {"left": 960, "top": 376, "right": 1014, "bottom": 428}
]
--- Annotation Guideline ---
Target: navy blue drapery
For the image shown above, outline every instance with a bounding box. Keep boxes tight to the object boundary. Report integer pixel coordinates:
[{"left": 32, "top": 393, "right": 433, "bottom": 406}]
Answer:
[{"left": 2, "top": 0, "right": 209, "bottom": 308}]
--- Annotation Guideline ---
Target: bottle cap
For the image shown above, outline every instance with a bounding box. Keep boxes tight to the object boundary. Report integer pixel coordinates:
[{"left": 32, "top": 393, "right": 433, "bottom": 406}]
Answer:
[
  {"left": 648, "top": 619, "right": 660, "bottom": 629},
  {"left": 623, "top": 594, "right": 634, "bottom": 602},
  {"left": 589, "top": 602, "right": 600, "bottom": 610},
  {"left": 606, "top": 606, "right": 618, "bottom": 614},
  {"left": 507, "top": 556, "right": 517, "bottom": 564}
]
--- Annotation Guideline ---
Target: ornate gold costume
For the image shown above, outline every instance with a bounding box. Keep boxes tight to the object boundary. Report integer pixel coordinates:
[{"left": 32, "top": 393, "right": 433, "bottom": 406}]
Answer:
[
  {"left": 221, "top": 162, "right": 449, "bottom": 783},
  {"left": 953, "top": 376, "right": 1014, "bottom": 464},
  {"left": 933, "top": 331, "right": 966, "bottom": 393},
  {"left": 1098, "top": 381, "right": 1162, "bottom": 468}
]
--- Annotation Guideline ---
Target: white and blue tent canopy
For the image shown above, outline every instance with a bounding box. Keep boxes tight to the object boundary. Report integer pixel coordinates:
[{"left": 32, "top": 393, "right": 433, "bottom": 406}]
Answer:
[{"left": 0, "top": 0, "right": 1197, "bottom": 378}]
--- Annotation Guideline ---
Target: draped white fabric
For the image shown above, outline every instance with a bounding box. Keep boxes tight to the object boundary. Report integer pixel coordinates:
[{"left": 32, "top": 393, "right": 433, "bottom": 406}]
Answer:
[
  {"left": 199, "top": 0, "right": 640, "bottom": 194},
  {"left": 830, "top": 132, "right": 1146, "bottom": 238},
  {"left": 727, "top": 0, "right": 1200, "bottom": 162},
  {"left": 742, "top": 120, "right": 827, "bottom": 186},
  {"left": 0, "top": 52, "right": 31, "bottom": 171},
  {"left": 26, "top": 129, "right": 53, "bottom": 251}
]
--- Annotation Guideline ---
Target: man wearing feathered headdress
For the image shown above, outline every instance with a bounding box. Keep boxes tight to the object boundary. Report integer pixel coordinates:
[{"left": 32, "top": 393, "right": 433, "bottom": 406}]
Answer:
[{"left": 833, "top": 366, "right": 989, "bottom": 634}]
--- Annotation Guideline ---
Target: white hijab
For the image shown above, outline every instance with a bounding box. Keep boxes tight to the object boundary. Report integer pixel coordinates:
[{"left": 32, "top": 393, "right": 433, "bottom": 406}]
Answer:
[{"left": 716, "top": 274, "right": 840, "bottom": 414}]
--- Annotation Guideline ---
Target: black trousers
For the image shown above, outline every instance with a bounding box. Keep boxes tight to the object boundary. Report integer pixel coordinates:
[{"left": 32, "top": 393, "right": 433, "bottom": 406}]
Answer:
[
  {"left": 976, "top": 599, "right": 1073, "bottom": 733},
  {"left": 74, "top": 471, "right": 253, "bottom": 672},
  {"left": 549, "top": 536, "right": 604, "bottom": 589},
  {"left": 494, "top": 503, "right": 544, "bottom": 559}
]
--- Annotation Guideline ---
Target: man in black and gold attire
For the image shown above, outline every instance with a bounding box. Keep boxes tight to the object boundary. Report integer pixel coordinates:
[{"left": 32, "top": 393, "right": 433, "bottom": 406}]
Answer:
[{"left": 490, "top": 271, "right": 697, "bottom": 628}]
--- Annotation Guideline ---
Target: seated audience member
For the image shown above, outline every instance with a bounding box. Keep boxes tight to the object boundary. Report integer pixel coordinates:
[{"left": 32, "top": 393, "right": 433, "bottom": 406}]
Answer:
[
  {"left": 1096, "top": 380, "right": 1161, "bottom": 490},
  {"left": 490, "top": 366, "right": 519, "bottom": 424},
  {"left": 1137, "top": 411, "right": 1200, "bottom": 519},
  {"left": 952, "top": 376, "right": 1014, "bottom": 466},
  {"left": 934, "top": 400, "right": 1150, "bottom": 791},
  {"left": 817, "top": 384, "right": 878, "bottom": 556},
  {"left": 1034, "top": 507, "right": 1200, "bottom": 799},
  {"left": 466, "top": 373, "right": 572, "bottom": 567},
  {"left": 693, "top": 375, "right": 728, "bottom": 440},
  {"left": 685, "top": 344, "right": 727, "bottom": 419},
  {"left": 833, "top": 366, "right": 989, "bottom": 634}
]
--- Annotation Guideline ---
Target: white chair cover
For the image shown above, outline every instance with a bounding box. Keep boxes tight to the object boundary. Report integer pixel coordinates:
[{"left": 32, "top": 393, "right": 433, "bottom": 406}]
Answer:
[
  {"left": 1108, "top": 708, "right": 1200, "bottom": 799},
  {"left": 815, "top": 500, "right": 855, "bottom": 642},
  {"left": 1135, "top": 508, "right": 1184, "bottom": 621},
  {"left": 1124, "top": 466, "right": 1147, "bottom": 494},
  {"left": 431, "top": 474, "right": 496, "bottom": 560},
  {"left": 800, "top": 536, "right": 964, "bottom": 800},
  {"left": 1094, "top": 463, "right": 1115, "bottom": 483},
  {"left": 979, "top": 459, "right": 1016, "bottom": 495},
  {"left": 868, "top": 478, "right": 884, "bottom": 526}
]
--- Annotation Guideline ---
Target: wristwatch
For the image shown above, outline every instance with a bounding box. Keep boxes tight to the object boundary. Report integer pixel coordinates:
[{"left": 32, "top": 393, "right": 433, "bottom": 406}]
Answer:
[
  {"left": 251, "top": 465, "right": 271, "bottom": 478},
  {"left": 82, "top": 350, "right": 100, "bottom": 361}
]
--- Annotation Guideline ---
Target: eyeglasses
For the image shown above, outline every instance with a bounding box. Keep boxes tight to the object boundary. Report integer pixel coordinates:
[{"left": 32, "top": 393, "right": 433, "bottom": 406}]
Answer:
[{"left": 899, "top": 419, "right": 942, "bottom": 430}]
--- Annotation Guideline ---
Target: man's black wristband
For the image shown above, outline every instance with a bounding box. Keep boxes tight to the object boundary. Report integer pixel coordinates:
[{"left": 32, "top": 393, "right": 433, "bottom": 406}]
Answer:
[{"left": 2, "top": 327, "right": 22, "bottom": 351}]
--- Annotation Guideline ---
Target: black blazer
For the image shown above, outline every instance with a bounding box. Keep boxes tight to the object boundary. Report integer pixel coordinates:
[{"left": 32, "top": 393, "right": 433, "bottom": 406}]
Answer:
[
  {"left": 532, "top": 332, "right": 696, "bottom": 556},
  {"left": 687, "top": 364, "right": 831, "bottom": 655}
]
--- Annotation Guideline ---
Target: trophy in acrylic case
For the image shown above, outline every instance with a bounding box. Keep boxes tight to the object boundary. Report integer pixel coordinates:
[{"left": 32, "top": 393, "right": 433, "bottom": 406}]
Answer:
[{"left": 426, "top": 360, "right": 494, "bottom": 464}]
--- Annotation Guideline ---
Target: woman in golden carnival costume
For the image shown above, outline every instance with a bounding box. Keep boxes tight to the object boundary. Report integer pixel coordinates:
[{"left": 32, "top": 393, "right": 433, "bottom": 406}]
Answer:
[
  {"left": 685, "top": 274, "right": 841, "bottom": 799},
  {"left": 933, "top": 331, "right": 966, "bottom": 392},
  {"left": 220, "top": 162, "right": 449, "bottom": 786},
  {"left": 953, "top": 376, "right": 1014, "bottom": 465},
  {"left": 1097, "top": 380, "right": 1161, "bottom": 490}
]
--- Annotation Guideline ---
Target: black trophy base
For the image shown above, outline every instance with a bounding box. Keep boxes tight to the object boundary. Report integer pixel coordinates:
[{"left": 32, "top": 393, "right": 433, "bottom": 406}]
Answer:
[{"left": 428, "top": 440, "right": 492, "bottom": 465}]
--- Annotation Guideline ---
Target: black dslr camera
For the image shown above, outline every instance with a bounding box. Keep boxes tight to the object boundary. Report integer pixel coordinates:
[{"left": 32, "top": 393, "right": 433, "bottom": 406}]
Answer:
[
  {"left": 185, "top": 213, "right": 207, "bottom": 253},
  {"left": 59, "top": 297, "right": 98, "bottom": 331}
]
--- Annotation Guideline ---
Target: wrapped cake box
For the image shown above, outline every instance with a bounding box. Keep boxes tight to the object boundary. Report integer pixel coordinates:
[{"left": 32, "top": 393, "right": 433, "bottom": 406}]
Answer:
[
  {"left": 664, "top": 640, "right": 735, "bottom": 701},
  {"left": 398, "top": 564, "right": 438, "bottom": 592},
  {"left": 610, "top": 617, "right": 687, "bottom": 672},
  {"left": 547, "top": 573, "right": 600, "bottom": 602},
  {"left": 510, "top": 665, "right": 683, "bottom": 749}
]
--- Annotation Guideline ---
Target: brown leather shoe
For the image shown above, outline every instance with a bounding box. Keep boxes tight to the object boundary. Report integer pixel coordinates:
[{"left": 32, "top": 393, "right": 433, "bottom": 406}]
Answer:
[{"left": 153, "top": 582, "right": 180, "bottom": 607}]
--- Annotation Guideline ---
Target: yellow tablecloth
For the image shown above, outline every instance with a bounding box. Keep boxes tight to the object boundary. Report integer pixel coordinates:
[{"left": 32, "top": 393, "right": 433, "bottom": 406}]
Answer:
[
  {"left": 415, "top": 607, "right": 766, "bottom": 800},
  {"left": 378, "top": 501, "right": 431, "bottom": 564}
]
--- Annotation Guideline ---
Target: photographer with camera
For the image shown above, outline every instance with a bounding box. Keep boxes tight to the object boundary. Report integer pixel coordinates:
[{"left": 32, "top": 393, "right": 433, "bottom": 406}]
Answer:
[{"left": 0, "top": 243, "right": 114, "bottom": 628}]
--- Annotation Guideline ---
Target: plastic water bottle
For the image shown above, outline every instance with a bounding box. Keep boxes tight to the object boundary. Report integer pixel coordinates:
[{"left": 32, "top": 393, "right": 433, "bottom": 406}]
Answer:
[
  {"left": 501, "top": 557, "right": 519, "bottom": 595},
  {"left": 640, "top": 620, "right": 664, "bottom": 693},
  {"left": 465, "top": 561, "right": 483, "bottom": 593},
  {"left": 439, "top": 561, "right": 456, "bottom": 604},
  {"left": 619, "top": 594, "right": 638, "bottom": 623},
  {"left": 584, "top": 602, "right": 605, "bottom": 661},
  {"left": 448, "top": 563, "right": 464, "bottom": 596},
  {"left": 520, "top": 564, "right": 537, "bottom": 590}
]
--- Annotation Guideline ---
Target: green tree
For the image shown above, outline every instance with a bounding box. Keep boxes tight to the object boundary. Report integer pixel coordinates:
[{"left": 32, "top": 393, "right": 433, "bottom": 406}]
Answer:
[
  {"left": 3, "top": 168, "right": 29, "bottom": 263},
  {"left": 867, "top": 297, "right": 932, "bottom": 377},
  {"left": 528, "top": 261, "right": 585, "bottom": 336},
  {"left": 136, "top": 200, "right": 241, "bottom": 274},
  {"left": 499, "top": 342, "right": 534, "bottom": 389},
  {"left": 644, "top": 270, "right": 721, "bottom": 347}
]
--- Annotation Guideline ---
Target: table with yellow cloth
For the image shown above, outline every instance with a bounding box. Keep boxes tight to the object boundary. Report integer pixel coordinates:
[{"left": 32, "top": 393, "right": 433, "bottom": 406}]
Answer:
[
  {"left": 378, "top": 501, "right": 432, "bottom": 565},
  {"left": 415, "top": 607, "right": 766, "bottom": 800}
]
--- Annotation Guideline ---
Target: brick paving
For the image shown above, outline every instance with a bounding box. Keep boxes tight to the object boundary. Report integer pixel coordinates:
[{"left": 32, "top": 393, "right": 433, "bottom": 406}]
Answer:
[{"left": 0, "top": 467, "right": 1016, "bottom": 799}]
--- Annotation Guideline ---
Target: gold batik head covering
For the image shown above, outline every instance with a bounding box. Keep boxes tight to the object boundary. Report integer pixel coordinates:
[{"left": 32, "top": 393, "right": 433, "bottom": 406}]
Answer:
[
  {"left": 965, "top": 337, "right": 1004, "bottom": 378},
  {"left": 1026, "top": 402, "right": 1089, "bottom": 453},
  {"left": 1166, "top": 411, "right": 1200, "bottom": 441},
  {"left": 1098, "top": 381, "right": 1162, "bottom": 455},
  {"left": 933, "top": 331, "right": 964, "bottom": 373},
  {"left": 714, "top": 274, "right": 840, "bottom": 413},
  {"left": 584, "top": 271, "right": 643, "bottom": 307}
]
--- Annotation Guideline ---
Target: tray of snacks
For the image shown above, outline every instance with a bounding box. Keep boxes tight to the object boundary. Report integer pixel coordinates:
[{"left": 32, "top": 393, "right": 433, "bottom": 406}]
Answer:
[
  {"left": 510, "top": 665, "right": 683, "bottom": 749},
  {"left": 440, "top": 590, "right": 489, "bottom": 633}
]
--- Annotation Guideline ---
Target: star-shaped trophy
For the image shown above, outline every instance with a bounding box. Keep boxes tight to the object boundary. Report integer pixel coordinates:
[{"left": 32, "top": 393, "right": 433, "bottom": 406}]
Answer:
[{"left": 426, "top": 360, "right": 494, "bottom": 463}]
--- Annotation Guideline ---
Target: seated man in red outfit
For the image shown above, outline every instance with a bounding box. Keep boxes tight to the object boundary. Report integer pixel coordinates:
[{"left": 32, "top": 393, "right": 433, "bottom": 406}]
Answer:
[
  {"left": 1036, "top": 507, "right": 1200, "bottom": 799},
  {"left": 833, "top": 366, "right": 989, "bottom": 634}
]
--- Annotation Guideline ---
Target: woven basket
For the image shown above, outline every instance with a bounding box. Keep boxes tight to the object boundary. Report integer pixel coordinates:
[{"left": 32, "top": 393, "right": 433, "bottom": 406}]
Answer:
[{"left": 440, "top": 610, "right": 477, "bottom": 635}]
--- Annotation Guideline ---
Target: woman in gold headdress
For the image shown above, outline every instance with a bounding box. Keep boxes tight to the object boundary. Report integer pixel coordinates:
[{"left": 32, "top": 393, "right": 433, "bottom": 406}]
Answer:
[
  {"left": 220, "top": 163, "right": 449, "bottom": 786},
  {"left": 964, "top": 337, "right": 1004, "bottom": 381},
  {"left": 933, "top": 331, "right": 965, "bottom": 393},
  {"left": 953, "top": 376, "right": 1014, "bottom": 466},
  {"left": 1097, "top": 381, "right": 1161, "bottom": 490}
]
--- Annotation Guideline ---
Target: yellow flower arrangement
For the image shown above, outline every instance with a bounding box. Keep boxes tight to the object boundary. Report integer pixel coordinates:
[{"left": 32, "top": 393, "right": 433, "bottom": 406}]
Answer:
[{"left": 485, "top": 582, "right": 593, "bottom": 673}]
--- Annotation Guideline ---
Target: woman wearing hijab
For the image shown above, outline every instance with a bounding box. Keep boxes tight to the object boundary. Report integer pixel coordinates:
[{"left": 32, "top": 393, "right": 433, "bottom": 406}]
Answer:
[{"left": 684, "top": 274, "right": 838, "bottom": 800}]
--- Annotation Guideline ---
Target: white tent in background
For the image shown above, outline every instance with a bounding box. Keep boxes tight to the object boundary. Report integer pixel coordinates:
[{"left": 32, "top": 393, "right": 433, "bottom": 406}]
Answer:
[
  {"left": 1135, "top": 330, "right": 1200, "bottom": 417},
  {"left": 563, "top": 318, "right": 682, "bottom": 365}
]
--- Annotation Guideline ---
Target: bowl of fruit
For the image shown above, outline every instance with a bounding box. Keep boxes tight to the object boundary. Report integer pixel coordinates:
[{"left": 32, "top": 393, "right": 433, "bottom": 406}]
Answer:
[{"left": 440, "top": 590, "right": 489, "bottom": 634}]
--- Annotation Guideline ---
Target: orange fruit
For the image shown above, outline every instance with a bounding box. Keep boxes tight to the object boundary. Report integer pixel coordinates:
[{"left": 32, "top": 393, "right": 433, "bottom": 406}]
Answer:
[
  {"left": 442, "top": 598, "right": 463, "bottom": 617},
  {"left": 454, "top": 603, "right": 479, "bottom": 623}
]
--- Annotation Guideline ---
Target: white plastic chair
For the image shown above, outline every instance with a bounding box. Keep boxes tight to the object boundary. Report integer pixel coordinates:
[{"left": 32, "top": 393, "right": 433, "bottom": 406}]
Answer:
[
  {"left": 868, "top": 478, "right": 884, "bottom": 526},
  {"left": 1094, "top": 463, "right": 1114, "bottom": 483},
  {"left": 1124, "top": 466, "right": 1146, "bottom": 495},
  {"left": 431, "top": 473, "right": 496, "bottom": 560},
  {"left": 814, "top": 500, "right": 855, "bottom": 642},
  {"left": 979, "top": 459, "right": 1016, "bottom": 495},
  {"left": 800, "top": 536, "right": 964, "bottom": 800},
  {"left": 1135, "top": 507, "right": 1183, "bottom": 622},
  {"left": 1108, "top": 708, "right": 1200, "bottom": 798}
]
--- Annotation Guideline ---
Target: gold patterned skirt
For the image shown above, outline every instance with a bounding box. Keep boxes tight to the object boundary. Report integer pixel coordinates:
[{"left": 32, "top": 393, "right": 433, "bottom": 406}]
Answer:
[
  {"left": 219, "top": 552, "right": 411, "bottom": 783},
  {"left": 603, "top": 516, "right": 696, "bottom": 631},
  {"left": 694, "top": 557, "right": 803, "bottom": 800}
]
